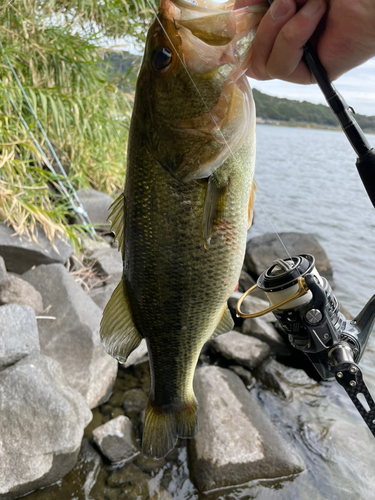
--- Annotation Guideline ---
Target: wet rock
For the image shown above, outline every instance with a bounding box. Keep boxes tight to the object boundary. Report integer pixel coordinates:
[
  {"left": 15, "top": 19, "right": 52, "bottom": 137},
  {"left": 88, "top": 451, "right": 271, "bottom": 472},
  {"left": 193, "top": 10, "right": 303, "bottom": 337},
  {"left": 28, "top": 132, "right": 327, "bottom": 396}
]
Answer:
[
  {"left": 245, "top": 232, "right": 334, "bottom": 285},
  {"left": 0, "top": 256, "right": 7, "bottom": 283},
  {"left": 76, "top": 188, "right": 114, "bottom": 232},
  {"left": 189, "top": 366, "right": 305, "bottom": 492},
  {"left": 0, "top": 304, "right": 40, "bottom": 370},
  {"left": 134, "top": 455, "right": 166, "bottom": 474},
  {"left": 89, "top": 282, "right": 117, "bottom": 309},
  {"left": 88, "top": 247, "right": 123, "bottom": 285},
  {"left": 242, "top": 317, "right": 290, "bottom": 355},
  {"left": 0, "top": 353, "right": 91, "bottom": 499},
  {"left": 22, "top": 263, "right": 117, "bottom": 408},
  {"left": 211, "top": 330, "right": 270, "bottom": 370},
  {"left": 256, "top": 358, "right": 318, "bottom": 399},
  {"left": 124, "top": 339, "right": 148, "bottom": 368},
  {"left": 106, "top": 462, "right": 150, "bottom": 489},
  {"left": 0, "top": 223, "right": 73, "bottom": 274},
  {"left": 228, "top": 365, "right": 254, "bottom": 389},
  {"left": 123, "top": 388, "right": 148, "bottom": 417},
  {"left": 93, "top": 415, "right": 140, "bottom": 463},
  {"left": 228, "top": 291, "right": 276, "bottom": 324},
  {"left": 0, "top": 276, "right": 43, "bottom": 315}
]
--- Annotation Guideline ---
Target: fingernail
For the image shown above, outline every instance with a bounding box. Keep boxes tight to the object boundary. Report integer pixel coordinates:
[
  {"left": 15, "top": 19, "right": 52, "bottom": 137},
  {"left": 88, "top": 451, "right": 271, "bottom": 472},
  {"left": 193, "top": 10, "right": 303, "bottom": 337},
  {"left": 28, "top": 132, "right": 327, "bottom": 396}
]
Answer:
[
  {"left": 270, "top": 0, "right": 290, "bottom": 21},
  {"left": 301, "top": 0, "right": 323, "bottom": 17}
]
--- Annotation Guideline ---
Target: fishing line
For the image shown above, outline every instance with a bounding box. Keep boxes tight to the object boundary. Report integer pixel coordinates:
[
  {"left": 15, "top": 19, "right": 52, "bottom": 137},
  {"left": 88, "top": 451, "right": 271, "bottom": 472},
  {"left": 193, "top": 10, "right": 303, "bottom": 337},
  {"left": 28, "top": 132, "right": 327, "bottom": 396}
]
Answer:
[{"left": 145, "top": 0, "right": 296, "bottom": 264}]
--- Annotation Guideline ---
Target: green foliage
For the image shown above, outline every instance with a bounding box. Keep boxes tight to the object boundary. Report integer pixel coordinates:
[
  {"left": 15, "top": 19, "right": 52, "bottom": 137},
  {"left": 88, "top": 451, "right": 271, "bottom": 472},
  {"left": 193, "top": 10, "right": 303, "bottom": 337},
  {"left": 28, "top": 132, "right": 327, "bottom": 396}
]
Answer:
[{"left": 0, "top": 0, "right": 155, "bottom": 244}]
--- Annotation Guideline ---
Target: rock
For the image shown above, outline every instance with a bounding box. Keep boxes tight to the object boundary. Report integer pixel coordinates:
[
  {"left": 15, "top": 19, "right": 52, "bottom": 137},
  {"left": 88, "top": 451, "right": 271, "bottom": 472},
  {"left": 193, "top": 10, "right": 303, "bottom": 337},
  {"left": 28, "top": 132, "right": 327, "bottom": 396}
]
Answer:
[
  {"left": 0, "top": 353, "right": 92, "bottom": 499},
  {"left": 122, "top": 388, "right": 148, "bottom": 417},
  {"left": 0, "top": 257, "right": 7, "bottom": 283},
  {"left": 106, "top": 462, "right": 150, "bottom": 489},
  {"left": 228, "top": 365, "right": 254, "bottom": 389},
  {"left": 134, "top": 454, "right": 166, "bottom": 474},
  {"left": 88, "top": 247, "right": 123, "bottom": 285},
  {"left": 0, "top": 223, "right": 73, "bottom": 274},
  {"left": 0, "top": 304, "right": 40, "bottom": 370},
  {"left": 242, "top": 317, "right": 290, "bottom": 355},
  {"left": 22, "top": 264, "right": 117, "bottom": 408},
  {"left": 211, "top": 330, "right": 271, "bottom": 370},
  {"left": 238, "top": 269, "right": 266, "bottom": 299},
  {"left": 92, "top": 415, "right": 140, "bottom": 463},
  {"left": 245, "top": 232, "right": 334, "bottom": 285},
  {"left": 256, "top": 358, "right": 318, "bottom": 400},
  {"left": 89, "top": 282, "right": 117, "bottom": 309},
  {"left": 228, "top": 291, "right": 276, "bottom": 324},
  {"left": 124, "top": 339, "right": 148, "bottom": 368},
  {"left": 0, "top": 276, "right": 43, "bottom": 315},
  {"left": 76, "top": 189, "right": 114, "bottom": 232},
  {"left": 189, "top": 366, "right": 305, "bottom": 492}
]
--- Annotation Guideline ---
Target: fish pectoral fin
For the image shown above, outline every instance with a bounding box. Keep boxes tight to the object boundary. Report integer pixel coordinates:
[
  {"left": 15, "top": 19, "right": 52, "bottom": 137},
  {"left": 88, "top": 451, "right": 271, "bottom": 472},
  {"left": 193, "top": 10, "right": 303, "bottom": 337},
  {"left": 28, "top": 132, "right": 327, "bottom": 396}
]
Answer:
[
  {"left": 248, "top": 178, "right": 257, "bottom": 229},
  {"left": 202, "top": 175, "right": 228, "bottom": 248},
  {"left": 107, "top": 192, "right": 125, "bottom": 258},
  {"left": 100, "top": 278, "right": 142, "bottom": 364},
  {"left": 211, "top": 304, "right": 234, "bottom": 338}
]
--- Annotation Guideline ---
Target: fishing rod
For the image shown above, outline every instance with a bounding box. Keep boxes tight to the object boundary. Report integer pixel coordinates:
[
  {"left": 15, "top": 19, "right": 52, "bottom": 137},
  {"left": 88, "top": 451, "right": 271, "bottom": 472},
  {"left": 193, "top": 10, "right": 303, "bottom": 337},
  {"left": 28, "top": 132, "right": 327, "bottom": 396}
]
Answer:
[{"left": 236, "top": 4, "right": 375, "bottom": 438}]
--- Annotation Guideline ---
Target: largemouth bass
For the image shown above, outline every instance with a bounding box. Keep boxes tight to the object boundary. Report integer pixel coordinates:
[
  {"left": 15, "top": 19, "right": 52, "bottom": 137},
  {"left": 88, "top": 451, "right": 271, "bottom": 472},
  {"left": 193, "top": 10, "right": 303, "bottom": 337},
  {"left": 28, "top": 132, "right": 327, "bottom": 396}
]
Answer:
[{"left": 100, "top": 0, "right": 265, "bottom": 458}]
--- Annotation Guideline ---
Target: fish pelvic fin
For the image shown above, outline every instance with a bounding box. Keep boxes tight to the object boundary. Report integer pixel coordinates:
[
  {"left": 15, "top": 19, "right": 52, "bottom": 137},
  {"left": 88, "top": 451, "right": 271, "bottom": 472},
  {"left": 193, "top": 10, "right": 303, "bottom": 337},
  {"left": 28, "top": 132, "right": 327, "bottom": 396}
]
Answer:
[
  {"left": 211, "top": 303, "right": 234, "bottom": 338},
  {"left": 142, "top": 398, "right": 198, "bottom": 459},
  {"left": 108, "top": 192, "right": 125, "bottom": 258},
  {"left": 100, "top": 278, "right": 143, "bottom": 364}
]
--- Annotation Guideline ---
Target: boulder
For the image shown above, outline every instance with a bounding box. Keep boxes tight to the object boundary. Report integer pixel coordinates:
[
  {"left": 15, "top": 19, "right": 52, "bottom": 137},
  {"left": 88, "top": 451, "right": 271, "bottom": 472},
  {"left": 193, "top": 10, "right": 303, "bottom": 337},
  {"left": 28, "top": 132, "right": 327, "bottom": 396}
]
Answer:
[
  {"left": 228, "top": 291, "right": 276, "bottom": 324},
  {"left": 0, "top": 257, "right": 7, "bottom": 283},
  {"left": 89, "top": 283, "right": 117, "bottom": 310},
  {"left": 22, "top": 264, "right": 117, "bottom": 408},
  {"left": 124, "top": 339, "right": 148, "bottom": 368},
  {"left": 245, "top": 232, "right": 334, "bottom": 284},
  {"left": 211, "top": 330, "right": 271, "bottom": 370},
  {"left": 0, "top": 353, "right": 92, "bottom": 499},
  {"left": 122, "top": 388, "right": 148, "bottom": 418},
  {"left": 189, "top": 366, "right": 305, "bottom": 492},
  {"left": 228, "top": 365, "right": 254, "bottom": 389},
  {"left": 0, "top": 276, "right": 43, "bottom": 315},
  {"left": 0, "top": 223, "right": 73, "bottom": 274},
  {"left": 92, "top": 416, "right": 140, "bottom": 463},
  {"left": 88, "top": 247, "right": 123, "bottom": 285},
  {"left": 242, "top": 317, "right": 290, "bottom": 355},
  {"left": 76, "top": 189, "right": 114, "bottom": 232},
  {"left": 0, "top": 304, "right": 40, "bottom": 370}
]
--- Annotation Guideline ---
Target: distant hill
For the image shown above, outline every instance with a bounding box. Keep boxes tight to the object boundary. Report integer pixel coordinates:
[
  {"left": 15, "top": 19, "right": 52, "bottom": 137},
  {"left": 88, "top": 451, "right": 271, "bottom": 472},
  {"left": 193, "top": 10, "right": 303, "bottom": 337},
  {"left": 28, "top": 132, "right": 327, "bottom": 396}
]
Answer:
[
  {"left": 252, "top": 88, "right": 375, "bottom": 132},
  {"left": 101, "top": 50, "right": 375, "bottom": 132}
]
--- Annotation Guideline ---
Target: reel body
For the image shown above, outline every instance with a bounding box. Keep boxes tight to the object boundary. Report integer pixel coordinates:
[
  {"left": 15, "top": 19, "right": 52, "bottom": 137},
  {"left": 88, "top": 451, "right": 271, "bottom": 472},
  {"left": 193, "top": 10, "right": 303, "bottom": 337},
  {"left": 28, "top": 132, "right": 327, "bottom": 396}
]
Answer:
[{"left": 237, "top": 254, "right": 375, "bottom": 437}]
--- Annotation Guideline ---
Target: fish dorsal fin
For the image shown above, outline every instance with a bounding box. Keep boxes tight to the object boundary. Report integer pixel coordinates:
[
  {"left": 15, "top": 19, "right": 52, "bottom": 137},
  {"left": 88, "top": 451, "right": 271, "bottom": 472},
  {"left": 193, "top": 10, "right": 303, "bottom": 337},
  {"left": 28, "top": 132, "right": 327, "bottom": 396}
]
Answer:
[
  {"left": 100, "top": 278, "right": 143, "bottom": 364},
  {"left": 248, "top": 178, "right": 257, "bottom": 229},
  {"left": 211, "top": 304, "right": 234, "bottom": 338},
  {"left": 108, "top": 193, "right": 125, "bottom": 258},
  {"left": 202, "top": 175, "right": 228, "bottom": 248}
]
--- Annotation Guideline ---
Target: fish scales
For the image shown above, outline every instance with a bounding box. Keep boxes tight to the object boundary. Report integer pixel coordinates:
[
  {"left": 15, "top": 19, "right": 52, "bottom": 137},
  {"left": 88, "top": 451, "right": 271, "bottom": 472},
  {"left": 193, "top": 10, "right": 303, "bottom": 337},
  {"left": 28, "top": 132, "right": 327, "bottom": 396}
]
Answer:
[{"left": 100, "top": 0, "right": 265, "bottom": 458}]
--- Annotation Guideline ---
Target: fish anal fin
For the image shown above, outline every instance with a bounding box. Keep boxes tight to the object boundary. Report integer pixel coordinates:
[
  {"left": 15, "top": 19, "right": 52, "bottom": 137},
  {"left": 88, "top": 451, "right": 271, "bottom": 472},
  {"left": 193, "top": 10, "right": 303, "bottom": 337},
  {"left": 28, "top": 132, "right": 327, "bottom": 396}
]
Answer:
[
  {"left": 100, "top": 278, "right": 142, "bottom": 364},
  {"left": 203, "top": 175, "right": 228, "bottom": 248},
  {"left": 248, "top": 178, "right": 257, "bottom": 229},
  {"left": 211, "top": 304, "right": 234, "bottom": 338},
  {"left": 108, "top": 193, "right": 125, "bottom": 258}
]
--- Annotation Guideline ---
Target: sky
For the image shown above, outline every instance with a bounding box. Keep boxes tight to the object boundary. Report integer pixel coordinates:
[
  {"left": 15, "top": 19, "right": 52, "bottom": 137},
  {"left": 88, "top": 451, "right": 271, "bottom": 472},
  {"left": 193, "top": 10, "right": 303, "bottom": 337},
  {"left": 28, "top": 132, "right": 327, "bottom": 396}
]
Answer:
[{"left": 248, "top": 57, "right": 375, "bottom": 117}]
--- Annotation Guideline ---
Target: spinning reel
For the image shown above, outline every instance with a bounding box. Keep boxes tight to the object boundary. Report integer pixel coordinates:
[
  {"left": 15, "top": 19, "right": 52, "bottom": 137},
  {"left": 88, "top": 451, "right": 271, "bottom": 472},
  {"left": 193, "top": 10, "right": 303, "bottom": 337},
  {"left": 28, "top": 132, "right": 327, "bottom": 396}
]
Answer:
[{"left": 237, "top": 254, "right": 375, "bottom": 437}]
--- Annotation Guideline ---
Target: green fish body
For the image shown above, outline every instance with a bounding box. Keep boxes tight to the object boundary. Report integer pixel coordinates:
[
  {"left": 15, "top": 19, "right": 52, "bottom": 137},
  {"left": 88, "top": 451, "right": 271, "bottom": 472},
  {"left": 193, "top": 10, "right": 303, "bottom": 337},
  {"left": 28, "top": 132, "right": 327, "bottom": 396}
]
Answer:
[{"left": 100, "top": 0, "right": 265, "bottom": 458}]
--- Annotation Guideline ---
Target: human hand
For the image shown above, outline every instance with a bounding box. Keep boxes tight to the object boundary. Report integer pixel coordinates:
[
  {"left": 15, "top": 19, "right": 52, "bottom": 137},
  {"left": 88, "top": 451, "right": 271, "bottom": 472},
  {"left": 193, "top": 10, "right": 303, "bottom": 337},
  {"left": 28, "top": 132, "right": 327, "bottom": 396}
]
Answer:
[{"left": 236, "top": 0, "right": 375, "bottom": 83}]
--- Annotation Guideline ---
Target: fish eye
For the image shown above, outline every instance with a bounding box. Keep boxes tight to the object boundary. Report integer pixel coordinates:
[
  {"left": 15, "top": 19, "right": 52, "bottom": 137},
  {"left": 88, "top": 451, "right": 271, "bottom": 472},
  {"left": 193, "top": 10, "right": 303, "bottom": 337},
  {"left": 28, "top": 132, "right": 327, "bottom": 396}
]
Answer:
[{"left": 152, "top": 47, "right": 173, "bottom": 72}]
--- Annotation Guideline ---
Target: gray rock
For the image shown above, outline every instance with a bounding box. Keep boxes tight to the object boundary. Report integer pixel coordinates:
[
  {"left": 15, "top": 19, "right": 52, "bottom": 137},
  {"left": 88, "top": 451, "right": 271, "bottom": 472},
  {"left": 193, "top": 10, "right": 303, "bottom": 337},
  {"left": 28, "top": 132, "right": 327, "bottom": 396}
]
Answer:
[
  {"left": 92, "top": 416, "right": 140, "bottom": 463},
  {"left": 122, "top": 388, "right": 148, "bottom": 417},
  {"left": 228, "top": 365, "right": 254, "bottom": 389},
  {"left": 89, "top": 282, "right": 117, "bottom": 309},
  {"left": 0, "top": 304, "right": 40, "bottom": 370},
  {"left": 242, "top": 316, "right": 290, "bottom": 355},
  {"left": 0, "top": 353, "right": 92, "bottom": 499},
  {"left": 238, "top": 269, "right": 266, "bottom": 299},
  {"left": 22, "top": 264, "right": 117, "bottom": 408},
  {"left": 189, "top": 366, "right": 305, "bottom": 492},
  {"left": 76, "top": 189, "right": 114, "bottom": 232},
  {"left": 124, "top": 339, "right": 148, "bottom": 368},
  {"left": 211, "top": 330, "right": 270, "bottom": 370},
  {"left": 0, "top": 223, "right": 73, "bottom": 274},
  {"left": 88, "top": 247, "right": 123, "bottom": 285},
  {"left": 228, "top": 291, "right": 276, "bottom": 324},
  {"left": 245, "top": 232, "right": 334, "bottom": 285},
  {"left": 0, "top": 257, "right": 7, "bottom": 283},
  {"left": 256, "top": 358, "right": 318, "bottom": 400},
  {"left": 0, "top": 276, "right": 43, "bottom": 315}
]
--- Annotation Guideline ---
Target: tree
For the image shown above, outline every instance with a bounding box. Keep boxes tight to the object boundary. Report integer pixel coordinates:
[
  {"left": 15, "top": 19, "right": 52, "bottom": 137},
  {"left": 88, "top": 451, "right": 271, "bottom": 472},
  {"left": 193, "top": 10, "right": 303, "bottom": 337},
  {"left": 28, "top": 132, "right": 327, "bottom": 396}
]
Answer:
[{"left": 0, "top": 0, "right": 154, "bottom": 243}]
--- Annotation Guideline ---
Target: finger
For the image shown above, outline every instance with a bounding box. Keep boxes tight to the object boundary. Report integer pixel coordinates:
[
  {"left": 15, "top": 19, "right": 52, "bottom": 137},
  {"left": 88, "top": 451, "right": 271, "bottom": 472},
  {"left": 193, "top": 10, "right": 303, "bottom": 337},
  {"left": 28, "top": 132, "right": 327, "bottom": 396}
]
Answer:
[
  {"left": 266, "top": 0, "right": 327, "bottom": 82},
  {"left": 247, "top": 0, "right": 298, "bottom": 81}
]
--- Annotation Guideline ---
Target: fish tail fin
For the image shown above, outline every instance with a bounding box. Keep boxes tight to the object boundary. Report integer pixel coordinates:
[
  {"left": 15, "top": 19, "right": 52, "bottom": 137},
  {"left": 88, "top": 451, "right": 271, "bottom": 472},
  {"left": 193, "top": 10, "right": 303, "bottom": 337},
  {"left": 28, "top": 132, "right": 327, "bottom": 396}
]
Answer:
[{"left": 142, "top": 398, "right": 198, "bottom": 459}]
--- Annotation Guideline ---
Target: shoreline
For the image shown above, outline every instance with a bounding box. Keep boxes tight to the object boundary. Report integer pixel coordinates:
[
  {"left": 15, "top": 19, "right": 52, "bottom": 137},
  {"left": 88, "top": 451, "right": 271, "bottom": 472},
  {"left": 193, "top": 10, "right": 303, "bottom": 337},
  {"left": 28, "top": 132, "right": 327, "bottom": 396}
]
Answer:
[{"left": 256, "top": 119, "right": 375, "bottom": 134}]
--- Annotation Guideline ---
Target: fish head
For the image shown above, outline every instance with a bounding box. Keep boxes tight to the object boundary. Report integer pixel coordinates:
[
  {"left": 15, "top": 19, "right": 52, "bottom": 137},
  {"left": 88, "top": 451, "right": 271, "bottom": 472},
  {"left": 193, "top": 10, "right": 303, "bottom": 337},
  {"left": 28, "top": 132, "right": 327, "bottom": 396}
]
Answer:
[{"left": 134, "top": 0, "right": 266, "bottom": 181}]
